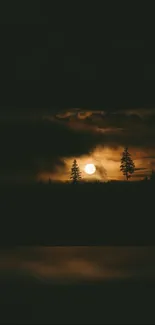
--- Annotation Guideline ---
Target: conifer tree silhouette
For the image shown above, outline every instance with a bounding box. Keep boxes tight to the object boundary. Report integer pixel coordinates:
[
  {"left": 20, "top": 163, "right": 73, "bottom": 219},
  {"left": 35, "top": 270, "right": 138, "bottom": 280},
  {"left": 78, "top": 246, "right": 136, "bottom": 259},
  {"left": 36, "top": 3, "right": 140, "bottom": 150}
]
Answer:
[
  {"left": 70, "top": 159, "right": 81, "bottom": 183},
  {"left": 120, "top": 147, "right": 135, "bottom": 180},
  {"left": 150, "top": 170, "right": 155, "bottom": 181}
]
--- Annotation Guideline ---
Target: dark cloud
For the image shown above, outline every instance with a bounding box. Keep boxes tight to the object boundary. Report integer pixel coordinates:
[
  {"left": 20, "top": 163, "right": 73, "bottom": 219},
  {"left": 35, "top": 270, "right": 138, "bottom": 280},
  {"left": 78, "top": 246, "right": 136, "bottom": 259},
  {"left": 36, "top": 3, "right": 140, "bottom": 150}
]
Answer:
[
  {"left": 50, "top": 108, "right": 155, "bottom": 148},
  {"left": 0, "top": 117, "right": 104, "bottom": 180},
  {"left": 96, "top": 166, "right": 107, "bottom": 180},
  {"left": 134, "top": 173, "right": 149, "bottom": 179},
  {"left": 135, "top": 167, "right": 148, "bottom": 171}
]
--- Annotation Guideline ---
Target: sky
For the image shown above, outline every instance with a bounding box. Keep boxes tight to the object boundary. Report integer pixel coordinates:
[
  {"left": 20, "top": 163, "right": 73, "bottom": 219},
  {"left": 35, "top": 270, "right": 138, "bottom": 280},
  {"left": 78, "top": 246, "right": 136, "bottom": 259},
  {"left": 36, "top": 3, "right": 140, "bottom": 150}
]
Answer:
[
  {"left": 0, "top": 2, "right": 155, "bottom": 183},
  {"left": 1, "top": 246, "right": 155, "bottom": 283},
  {"left": 1, "top": 107, "right": 155, "bottom": 183}
]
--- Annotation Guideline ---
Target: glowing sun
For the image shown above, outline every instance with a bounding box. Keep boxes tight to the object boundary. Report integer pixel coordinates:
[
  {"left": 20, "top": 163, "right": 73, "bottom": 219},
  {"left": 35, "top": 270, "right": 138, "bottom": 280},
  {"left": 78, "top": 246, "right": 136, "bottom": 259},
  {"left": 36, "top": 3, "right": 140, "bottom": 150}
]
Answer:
[{"left": 84, "top": 163, "right": 96, "bottom": 175}]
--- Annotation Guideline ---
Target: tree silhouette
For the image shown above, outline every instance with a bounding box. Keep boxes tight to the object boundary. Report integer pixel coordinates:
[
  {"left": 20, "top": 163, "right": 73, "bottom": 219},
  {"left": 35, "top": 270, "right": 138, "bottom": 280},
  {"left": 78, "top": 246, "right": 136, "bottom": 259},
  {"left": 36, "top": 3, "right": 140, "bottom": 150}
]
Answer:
[
  {"left": 70, "top": 159, "right": 81, "bottom": 183},
  {"left": 150, "top": 170, "right": 155, "bottom": 181},
  {"left": 120, "top": 147, "right": 135, "bottom": 180}
]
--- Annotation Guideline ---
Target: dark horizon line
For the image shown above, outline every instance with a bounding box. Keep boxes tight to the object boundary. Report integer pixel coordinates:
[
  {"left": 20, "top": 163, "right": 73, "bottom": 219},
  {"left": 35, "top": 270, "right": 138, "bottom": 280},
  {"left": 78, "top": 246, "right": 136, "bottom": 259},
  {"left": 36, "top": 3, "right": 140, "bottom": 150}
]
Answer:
[{"left": 0, "top": 178, "right": 152, "bottom": 186}]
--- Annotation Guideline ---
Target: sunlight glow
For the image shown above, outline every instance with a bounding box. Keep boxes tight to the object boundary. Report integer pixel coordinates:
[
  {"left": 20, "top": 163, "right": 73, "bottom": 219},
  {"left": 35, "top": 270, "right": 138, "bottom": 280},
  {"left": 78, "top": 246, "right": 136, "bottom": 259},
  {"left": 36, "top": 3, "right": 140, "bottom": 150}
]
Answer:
[{"left": 84, "top": 164, "right": 96, "bottom": 175}]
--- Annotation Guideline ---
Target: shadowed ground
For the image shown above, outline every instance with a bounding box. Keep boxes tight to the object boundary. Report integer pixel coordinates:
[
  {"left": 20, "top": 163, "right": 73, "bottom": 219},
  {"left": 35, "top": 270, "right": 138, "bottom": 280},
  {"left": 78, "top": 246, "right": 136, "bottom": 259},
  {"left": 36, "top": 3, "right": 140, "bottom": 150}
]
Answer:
[{"left": 0, "top": 181, "right": 154, "bottom": 245}]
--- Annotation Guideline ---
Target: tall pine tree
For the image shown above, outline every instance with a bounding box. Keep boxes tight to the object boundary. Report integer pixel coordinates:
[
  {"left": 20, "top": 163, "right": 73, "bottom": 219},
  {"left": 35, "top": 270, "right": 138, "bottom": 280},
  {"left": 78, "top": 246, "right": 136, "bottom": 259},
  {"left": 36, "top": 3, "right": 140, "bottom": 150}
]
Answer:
[
  {"left": 120, "top": 147, "right": 135, "bottom": 180},
  {"left": 150, "top": 170, "right": 155, "bottom": 182},
  {"left": 70, "top": 159, "right": 81, "bottom": 184}
]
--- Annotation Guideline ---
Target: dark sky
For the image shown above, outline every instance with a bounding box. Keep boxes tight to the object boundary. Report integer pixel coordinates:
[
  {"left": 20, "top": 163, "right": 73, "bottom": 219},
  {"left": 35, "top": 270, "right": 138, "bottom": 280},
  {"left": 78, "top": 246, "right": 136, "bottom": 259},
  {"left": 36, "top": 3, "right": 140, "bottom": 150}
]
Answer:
[
  {"left": 0, "top": 2, "right": 155, "bottom": 182},
  {"left": 0, "top": 1, "right": 150, "bottom": 110}
]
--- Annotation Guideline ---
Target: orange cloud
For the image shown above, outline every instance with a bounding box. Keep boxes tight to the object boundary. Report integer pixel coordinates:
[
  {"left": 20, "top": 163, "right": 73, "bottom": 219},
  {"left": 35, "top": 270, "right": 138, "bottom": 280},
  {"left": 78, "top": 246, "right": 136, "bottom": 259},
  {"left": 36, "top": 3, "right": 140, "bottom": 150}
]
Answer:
[
  {"left": 38, "top": 145, "right": 153, "bottom": 182},
  {"left": 1, "top": 247, "right": 155, "bottom": 283}
]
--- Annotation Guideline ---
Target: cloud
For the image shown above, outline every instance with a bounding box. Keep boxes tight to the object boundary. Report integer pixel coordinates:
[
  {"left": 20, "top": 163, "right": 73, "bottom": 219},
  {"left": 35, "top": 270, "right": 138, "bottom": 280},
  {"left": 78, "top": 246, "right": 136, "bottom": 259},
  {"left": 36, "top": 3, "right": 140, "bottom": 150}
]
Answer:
[
  {"left": 1, "top": 247, "right": 155, "bottom": 283},
  {"left": 0, "top": 116, "right": 105, "bottom": 181},
  {"left": 1, "top": 107, "right": 155, "bottom": 182},
  {"left": 45, "top": 108, "right": 155, "bottom": 149},
  {"left": 135, "top": 167, "right": 148, "bottom": 171},
  {"left": 96, "top": 165, "right": 107, "bottom": 180}
]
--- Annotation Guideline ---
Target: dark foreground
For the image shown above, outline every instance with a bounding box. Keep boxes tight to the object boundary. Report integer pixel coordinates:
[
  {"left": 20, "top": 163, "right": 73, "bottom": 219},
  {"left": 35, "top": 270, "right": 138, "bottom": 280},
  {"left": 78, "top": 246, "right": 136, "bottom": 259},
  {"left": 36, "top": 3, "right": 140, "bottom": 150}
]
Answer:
[
  {"left": 0, "top": 276, "right": 155, "bottom": 324},
  {"left": 0, "top": 181, "right": 154, "bottom": 245}
]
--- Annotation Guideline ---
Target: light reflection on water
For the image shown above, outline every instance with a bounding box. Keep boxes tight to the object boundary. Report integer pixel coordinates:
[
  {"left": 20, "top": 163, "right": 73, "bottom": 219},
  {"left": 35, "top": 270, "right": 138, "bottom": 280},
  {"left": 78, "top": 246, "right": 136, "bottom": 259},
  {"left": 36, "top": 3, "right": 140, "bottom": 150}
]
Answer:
[{"left": 0, "top": 246, "right": 155, "bottom": 283}]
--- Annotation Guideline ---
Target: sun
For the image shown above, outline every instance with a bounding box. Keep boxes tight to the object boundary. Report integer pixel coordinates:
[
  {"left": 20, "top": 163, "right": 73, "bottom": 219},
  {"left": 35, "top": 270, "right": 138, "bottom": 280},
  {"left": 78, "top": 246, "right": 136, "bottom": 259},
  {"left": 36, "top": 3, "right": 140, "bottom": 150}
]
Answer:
[{"left": 84, "top": 163, "right": 96, "bottom": 175}]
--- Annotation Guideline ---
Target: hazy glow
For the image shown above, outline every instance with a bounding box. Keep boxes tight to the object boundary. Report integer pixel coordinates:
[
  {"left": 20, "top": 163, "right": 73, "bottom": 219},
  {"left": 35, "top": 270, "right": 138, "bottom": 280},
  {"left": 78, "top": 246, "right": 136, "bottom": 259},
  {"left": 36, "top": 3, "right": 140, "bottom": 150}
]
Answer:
[
  {"left": 38, "top": 145, "right": 154, "bottom": 182},
  {"left": 84, "top": 163, "right": 96, "bottom": 175},
  {"left": 1, "top": 247, "right": 155, "bottom": 282}
]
